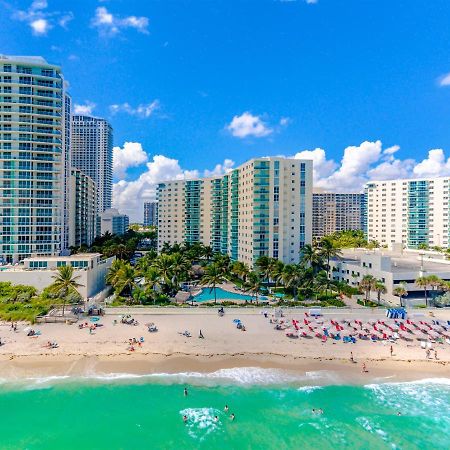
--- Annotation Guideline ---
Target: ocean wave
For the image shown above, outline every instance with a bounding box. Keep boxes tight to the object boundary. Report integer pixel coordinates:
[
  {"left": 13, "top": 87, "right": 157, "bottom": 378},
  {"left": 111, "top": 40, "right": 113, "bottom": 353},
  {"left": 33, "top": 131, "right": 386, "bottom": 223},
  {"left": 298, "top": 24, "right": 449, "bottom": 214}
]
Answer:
[
  {"left": 81, "top": 367, "right": 341, "bottom": 387},
  {"left": 180, "top": 407, "right": 222, "bottom": 441},
  {"left": 297, "top": 385, "right": 323, "bottom": 393}
]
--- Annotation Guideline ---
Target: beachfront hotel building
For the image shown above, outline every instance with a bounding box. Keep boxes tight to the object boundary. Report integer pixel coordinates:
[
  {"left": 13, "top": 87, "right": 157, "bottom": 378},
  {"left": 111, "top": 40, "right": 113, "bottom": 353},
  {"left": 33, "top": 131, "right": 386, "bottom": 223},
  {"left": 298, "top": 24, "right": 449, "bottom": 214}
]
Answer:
[
  {"left": 157, "top": 157, "right": 313, "bottom": 265},
  {"left": 312, "top": 190, "right": 365, "bottom": 239},
  {"left": 143, "top": 201, "right": 158, "bottom": 226},
  {"left": 365, "top": 177, "right": 450, "bottom": 249},
  {"left": 0, "top": 55, "right": 71, "bottom": 263},
  {"left": 69, "top": 168, "right": 96, "bottom": 248},
  {"left": 71, "top": 115, "right": 113, "bottom": 214}
]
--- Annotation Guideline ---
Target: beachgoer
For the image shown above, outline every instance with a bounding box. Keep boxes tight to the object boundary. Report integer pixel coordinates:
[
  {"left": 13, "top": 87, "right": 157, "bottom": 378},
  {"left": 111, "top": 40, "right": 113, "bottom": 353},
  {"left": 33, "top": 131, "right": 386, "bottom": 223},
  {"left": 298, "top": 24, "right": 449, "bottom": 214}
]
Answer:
[
  {"left": 435, "top": 350, "right": 438, "bottom": 360},
  {"left": 183, "top": 415, "right": 188, "bottom": 423},
  {"left": 224, "top": 405, "right": 229, "bottom": 412},
  {"left": 214, "top": 416, "right": 219, "bottom": 422},
  {"left": 350, "top": 352, "right": 354, "bottom": 363},
  {"left": 199, "top": 330, "right": 204, "bottom": 339},
  {"left": 184, "top": 387, "right": 188, "bottom": 397},
  {"left": 312, "top": 408, "right": 316, "bottom": 414},
  {"left": 318, "top": 409, "right": 323, "bottom": 414},
  {"left": 426, "top": 349, "right": 430, "bottom": 359},
  {"left": 390, "top": 345, "right": 393, "bottom": 357},
  {"left": 397, "top": 411, "right": 402, "bottom": 416},
  {"left": 362, "top": 362, "right": 367, "bottom": 373},
  {"left": 230, "top": 413, "right": 235, "bottom": 421}
]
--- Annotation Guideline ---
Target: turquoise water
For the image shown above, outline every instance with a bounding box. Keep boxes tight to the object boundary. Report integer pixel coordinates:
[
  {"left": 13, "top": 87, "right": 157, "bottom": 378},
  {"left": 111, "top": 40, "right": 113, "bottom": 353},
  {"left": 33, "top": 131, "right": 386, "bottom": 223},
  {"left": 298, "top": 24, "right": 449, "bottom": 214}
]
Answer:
[
  {"left": 193, "top": 287, "right": 267, "bottom": 303},
  {"left": 0, "top": 368, "right": 449, "bottom": 449}
]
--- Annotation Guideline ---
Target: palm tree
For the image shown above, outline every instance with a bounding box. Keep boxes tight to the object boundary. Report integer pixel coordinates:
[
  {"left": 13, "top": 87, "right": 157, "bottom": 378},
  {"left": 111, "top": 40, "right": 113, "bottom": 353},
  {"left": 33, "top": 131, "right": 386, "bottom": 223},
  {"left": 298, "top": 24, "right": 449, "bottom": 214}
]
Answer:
[
  {"left": 114, "top": 263, "right": 137, "bottom": 299},
  {"left": 200, "top": 263, "right": 227, "bottom": 304},
  {"left": 319, "top": 237, "right": 342, "bottom": 279},
  {"left": 255, "top": 256, "right": 271, "bottom": 283},
  {"left": 300, "top": 244, "right": 323, "bottom": 274},
  {"left": 213, "top": 253, "right": 231, "bottom": 275},
  {"left": 359, "top": 274, "right": 376, "bottom": 306},
  {"left": 244, "top": 271, "right": 263, "bottom": 305},
  {"left": 106, "top": 259, "right": 126, "bottom": 287},
  {"left": 231, "top": 261, "right": 249, "bottom": 282},
  {"left": 50, "top": 265, "right": 83, "bottom": 316},
  {"left": 170, "top": 253, "right": 190, "bottom": 288},
  {"left": 427, "top": 274, "right": 443, "bottom": 305},
  {"left": 393, "top": 284, "right": 408, "bottom": 307},
  {"left": 374, "top": 281, "right": 387, "bottom": 306},
  {"left": 152, "top": 254, "right": 175, "bottom": 289},
  {"left": 143, "top": 267, "right": 161, "bottom": 304},
  {"left": 280, "top": 264, "right": 304, "bottom": 300},
  {"left": 270, "top": 260, "right": 285, "bottom": 293},
  {"left": 416, "top": 276, "right": 431, "bottom": 307},
  {"left": 313, "top": 270, "right": 334, "bottom": 299}
]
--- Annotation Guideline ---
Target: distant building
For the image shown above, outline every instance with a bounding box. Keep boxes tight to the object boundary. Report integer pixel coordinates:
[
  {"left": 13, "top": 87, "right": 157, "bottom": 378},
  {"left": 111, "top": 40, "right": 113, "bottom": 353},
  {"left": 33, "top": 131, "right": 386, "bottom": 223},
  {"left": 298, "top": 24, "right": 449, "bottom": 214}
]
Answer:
[
  {"left": 312, "top": 191, "right": 365, "bottom": 239},
  {"left": 157, "top": 157, "right": 313, "bottom": 265},
  {"left": 0, "top": 55, "right": 71, "bottom": 263},
  {"left": 97, "top": 208, "right": 129, "bottom": 236},
  {"left": 365, "top": 177, "right": 450, "bottom": 249},
  {"left": 0, "top": 253, "right": 114, "bottom": 299},
  {"left": 71, "top": 115, "right": 113, "bottom": 214},
  {"left": 143, "top": 201, "right": 158, "bottom": 226},
  {"left": 69, "top": 168, "right": 96, "bottom": 248}
]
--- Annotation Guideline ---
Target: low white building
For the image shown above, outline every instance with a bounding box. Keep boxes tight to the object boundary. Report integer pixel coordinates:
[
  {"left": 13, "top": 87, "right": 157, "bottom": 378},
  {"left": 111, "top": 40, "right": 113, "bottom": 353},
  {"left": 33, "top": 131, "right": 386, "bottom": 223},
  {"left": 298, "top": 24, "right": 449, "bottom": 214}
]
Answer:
[
  {"left": 329, "top": 248, "right": 450, "bottom": 305},
  {"left": 0, "top": 253, "right": 114, "bottom": 300}
]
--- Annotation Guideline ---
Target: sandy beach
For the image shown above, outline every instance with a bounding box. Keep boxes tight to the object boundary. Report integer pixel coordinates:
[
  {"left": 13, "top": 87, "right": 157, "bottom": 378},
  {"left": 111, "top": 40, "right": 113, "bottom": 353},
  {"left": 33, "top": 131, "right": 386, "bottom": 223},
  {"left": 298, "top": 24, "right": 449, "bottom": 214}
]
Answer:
[{"left": 0, "top": 307, "right": 449, "bottom": 383}]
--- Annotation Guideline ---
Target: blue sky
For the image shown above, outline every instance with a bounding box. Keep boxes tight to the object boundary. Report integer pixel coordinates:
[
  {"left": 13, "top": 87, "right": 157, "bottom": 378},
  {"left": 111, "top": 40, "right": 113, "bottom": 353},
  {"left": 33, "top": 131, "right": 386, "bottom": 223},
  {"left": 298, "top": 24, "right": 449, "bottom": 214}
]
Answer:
[{"left": 2, "top": 0, "right": 450, "bottom": 220}]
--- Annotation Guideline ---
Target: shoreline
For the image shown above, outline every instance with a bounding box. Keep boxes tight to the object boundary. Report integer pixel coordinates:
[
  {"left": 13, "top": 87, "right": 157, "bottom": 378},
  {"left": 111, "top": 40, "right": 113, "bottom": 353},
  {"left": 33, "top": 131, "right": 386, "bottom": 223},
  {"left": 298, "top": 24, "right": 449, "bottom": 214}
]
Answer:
[{"left": 0, "top": 353, "right": 449, "bottom": 385}]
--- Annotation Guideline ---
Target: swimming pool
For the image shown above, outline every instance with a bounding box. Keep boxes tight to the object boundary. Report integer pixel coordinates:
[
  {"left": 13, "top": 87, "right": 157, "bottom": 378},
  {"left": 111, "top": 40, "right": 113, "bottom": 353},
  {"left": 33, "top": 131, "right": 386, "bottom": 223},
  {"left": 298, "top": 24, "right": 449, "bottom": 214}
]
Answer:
[{"left": 192, "top": 287, "right": 262, "bottom": 303}]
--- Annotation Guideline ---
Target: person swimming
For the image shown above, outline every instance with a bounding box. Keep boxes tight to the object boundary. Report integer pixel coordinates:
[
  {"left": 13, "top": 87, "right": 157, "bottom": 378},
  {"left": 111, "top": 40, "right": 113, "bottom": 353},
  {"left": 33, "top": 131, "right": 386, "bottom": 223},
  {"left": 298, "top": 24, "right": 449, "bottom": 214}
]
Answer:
[
  {"left": 184, "top": 387, "right": 188, "bottom": 396},
  {"left": 183, "top": 415, "right": 188, "bottom": 423},
  {"left": 224, "top": 405, "right": 229, "bottom": 412},
  {"left": 214, "top": 416, "right": 219, "bottom": 422},
  {"left": 230, "top": 413, "right": 235, "bottom": 421}
]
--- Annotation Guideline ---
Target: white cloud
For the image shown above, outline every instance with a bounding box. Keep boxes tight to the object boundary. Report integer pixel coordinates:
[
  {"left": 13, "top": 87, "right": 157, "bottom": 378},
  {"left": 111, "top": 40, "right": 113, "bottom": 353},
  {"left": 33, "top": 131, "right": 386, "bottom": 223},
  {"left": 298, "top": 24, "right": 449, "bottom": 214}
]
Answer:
[
  {"left": 73, "top": 101, "right": 96, "bottom": 116},
  {"left": 92, "top": 7, "right": 149, "bottom": 36},
  {"left": 109, "top": 100, "right": 160, "bottom": 118},
  {"left": 30, "top": 18, "right": 50, "bottom": 35},
  {"left": 367, "top": 158, "right": 415, "bottom": 181},
  {"left": 438, "top": 73, "right": 450, "bottom": 87},
  {"left": 413, "top": 149, "right": 450, "bottom": 177},
  {"left": 306, "top": 0, "right": 318, "bottom": 3},
  {"left": 113, "top": 154, "right": 199, "bottom": 221},
  {"left": 227, "top": 112, "right": 273, "bottom": 138},
  {"left": 113, "top": 142, "right": 149, "bottom": 178},
  {"left": 383, "top": 145, "right": 400, "bottom": 155},
  {"left": 203, "top": 159, "right": 235, "bottom": 177},
  {"left": 12, "top": 1, "right": 72, "bottom": 36},
  {"left": 294, "top": 148, "right": 337, "bottom": 182}
]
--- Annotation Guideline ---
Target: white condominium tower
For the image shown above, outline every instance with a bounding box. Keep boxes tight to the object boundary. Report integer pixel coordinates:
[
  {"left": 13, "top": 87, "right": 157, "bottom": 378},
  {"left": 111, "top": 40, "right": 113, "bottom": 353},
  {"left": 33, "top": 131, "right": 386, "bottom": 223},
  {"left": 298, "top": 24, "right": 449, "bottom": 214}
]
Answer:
[
  {"left": 365, "top": 177, "right": 450, "bottom": 249},
  {"left": 71, "top": 115, "right": 113, "bottom": 214},
  {"left": 0, "top": 55, "right": 70, "bottom": 263},
  {"left": 157, "top": 157, "right": 313, "bottom": 265}
]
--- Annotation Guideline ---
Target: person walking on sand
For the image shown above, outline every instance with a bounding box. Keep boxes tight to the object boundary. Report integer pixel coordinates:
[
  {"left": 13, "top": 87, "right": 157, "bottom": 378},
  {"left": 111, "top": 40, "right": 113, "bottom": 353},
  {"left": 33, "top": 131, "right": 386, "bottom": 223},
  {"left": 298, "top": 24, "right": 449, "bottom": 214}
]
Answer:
[
  {"left": 362, "top": 362, "right": 368, "bottom": 373},
  {"left": 435, "top": 349, "right": 438, "bottom": 360},
  {"left": 426, "top": 349, "right": 430, "bottom": 359},
  {"left": 199, "top": 329, "right": 204, "bottom": 339},
  {"left": 390, "top": 345, "right": 393, "bottom": 357},
  {"left": 350, "top": 352, "right": 354, "bottom": 363}
]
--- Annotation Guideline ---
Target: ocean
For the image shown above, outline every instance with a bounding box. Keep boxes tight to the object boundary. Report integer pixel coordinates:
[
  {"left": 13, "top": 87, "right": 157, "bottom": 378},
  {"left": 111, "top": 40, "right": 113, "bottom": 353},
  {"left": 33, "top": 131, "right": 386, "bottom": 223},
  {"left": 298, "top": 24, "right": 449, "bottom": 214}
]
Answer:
[{"left": 0, "top": 368, "right": 448, "bottom": 449}]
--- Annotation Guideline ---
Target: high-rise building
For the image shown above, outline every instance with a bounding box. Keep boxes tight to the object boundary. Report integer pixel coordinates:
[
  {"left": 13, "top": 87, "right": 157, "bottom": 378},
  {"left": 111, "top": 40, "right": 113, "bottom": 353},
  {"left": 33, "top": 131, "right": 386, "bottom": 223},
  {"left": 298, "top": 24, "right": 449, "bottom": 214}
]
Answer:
[
  {"left": 0, "top": 55, "right": 69, "bottom": 263},
  {"left": 69, "top": 168, "right": 96, "bottom": 248},
  {"left": 97, "top": 208, "right": 129, "bottom": 236},
  {"left": 365, "top": 177, "right": 450, "bottom": 248},
  {"left": 61, "top": 92, "right": 71, "bottom": 255},
  {"left": 71, "top": 115, "right": 112, "bottom": 214},
  {"left": 157, "top": 157, "right": 313, "bottom": 265},
  {"left": 143, "top": 201, "right": 158, "bottom": 226},
  {"left": 312, "top": 191, "right": 365, "bottom": 239}
]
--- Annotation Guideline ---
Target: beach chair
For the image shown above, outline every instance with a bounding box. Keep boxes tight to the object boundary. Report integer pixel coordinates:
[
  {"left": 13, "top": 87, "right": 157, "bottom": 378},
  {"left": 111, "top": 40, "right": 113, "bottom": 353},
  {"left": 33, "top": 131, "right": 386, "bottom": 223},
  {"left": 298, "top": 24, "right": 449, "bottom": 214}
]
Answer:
[{"left": 321, "top": 335, "right": 327, "bottom": 343}]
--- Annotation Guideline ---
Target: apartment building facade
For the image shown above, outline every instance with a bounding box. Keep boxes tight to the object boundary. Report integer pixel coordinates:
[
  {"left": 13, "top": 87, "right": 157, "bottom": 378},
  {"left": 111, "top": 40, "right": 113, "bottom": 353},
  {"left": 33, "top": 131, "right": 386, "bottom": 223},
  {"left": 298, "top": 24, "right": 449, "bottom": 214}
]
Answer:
[
  {"left": 312, "top": 191, "right": 365, "bottom": 239},
  {"left": 69, "top": 168, "right": 96, "bottom": 248},
  {"left": 0, "top": 55, "right": 70, "bottom": 263},
  {"left": 157, "top": 157, "right": 313, "bottom": 265},
  {"left": 143, "top": 201, "right": 158, "bottom": 226},
  {"left": 365, "top": 177, "right": 450, "bottom": 249},
  {"left": 71, "top": 115, "right": 113, "bottom": 214}
]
